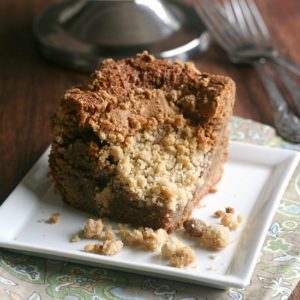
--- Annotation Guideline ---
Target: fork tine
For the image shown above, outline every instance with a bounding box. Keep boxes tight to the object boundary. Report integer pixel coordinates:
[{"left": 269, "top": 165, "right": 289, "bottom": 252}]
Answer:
[
  {"left": 223, "top": 0, "right": 236, "bottom": 24},
  {"left": 240, "top": 0, "right": 269, "bottom": 47},
  {"left": 245, "top": 0, "right": 271, "bottom": 41},
  {"left": 228, "top": 0, "right": 271, "bottom": 48},
  {"left": 228, "top": 0, "right": 250, "bottom": 39},
  {"left": 211, "top": 1, "right": 248, "bottom": 47},
  {"left": 196, "top": 0, "right": 244, "bottom": 52},
  {"left": 236, "top": 0, "right": 261, "bottom": 40},
  {"left": 196, "top": 1, "right": 232, "bottom": 51}
]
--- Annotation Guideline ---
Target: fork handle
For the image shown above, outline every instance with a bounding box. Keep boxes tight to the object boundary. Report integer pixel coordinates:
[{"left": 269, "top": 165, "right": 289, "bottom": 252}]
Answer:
[
  {"left": 254, "top": 62, "right": 288, "bottom": 111},
  {"left": 272, "top": 56, "right": 300, "bottom": 77},
  {"left": 271, "top": 62, "right": 300, "bottom": 117},
  {"left": 254, "top": 62, "right": 300, "bottom": 142}
]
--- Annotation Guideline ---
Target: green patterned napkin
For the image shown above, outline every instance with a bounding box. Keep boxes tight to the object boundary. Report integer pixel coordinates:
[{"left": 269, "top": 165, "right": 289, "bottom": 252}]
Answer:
[{"left": 0, "top": 117, "right": 299, "bottom": 300}]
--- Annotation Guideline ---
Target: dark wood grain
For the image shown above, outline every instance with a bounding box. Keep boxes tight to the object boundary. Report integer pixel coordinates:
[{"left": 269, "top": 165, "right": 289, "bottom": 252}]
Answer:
[{"left": 0, "top": 1, "right": 299, "bottom": 298}]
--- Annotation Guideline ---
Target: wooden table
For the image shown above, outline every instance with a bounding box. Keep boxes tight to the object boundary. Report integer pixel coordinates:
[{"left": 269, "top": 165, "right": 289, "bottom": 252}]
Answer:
[{"left": 0, "top": 0, "right": 299, "bottom": 298}]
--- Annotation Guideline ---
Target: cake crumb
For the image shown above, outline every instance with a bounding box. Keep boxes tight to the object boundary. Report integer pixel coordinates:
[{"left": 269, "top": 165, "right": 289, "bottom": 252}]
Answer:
[
  {"left": 118, "top": 224, "right": 167, "bottom": 251},
  {"left": 161, "top": 237, "right": 185, "bottom": 258},
  {"left": 225, "top": 207, "right": 235, "bottom": 214},
  {"left": 198, "top": 202, "right": 206, "bottom": 208},
  {"left": 209, "top": 187, "right": 218, "bottom": 193},
  {"left": 48, "top": 213, "right": 60, "bottom": 224},
  {"left": 230, "top": 220, "right": 240, "bottom": 230},
  {"left": 104, "top": 225, "right": 114, "bottom": 240},
  {"left": 83, "top": 219, "right": 103, "bottom": 239},
  {"left": 83, "top": 240, "right": 123, "bottom": 256},
  {"left": 220, "top": 213, "right": 234, "bottom": 227},
  {"left": 184, "top": 218, "right": 231, "bottom": 250},
  {"left": 83, "top": 243, "right": 102, "bottom": 253},
  {"left": 221, "top": 213, "right": 241, "bottom": 230},
  {"left": 207, "top": 265, "right": 217, "bottom": 271},
  {"left": 161, "top": 237, "right": 196, "bottom": 268},
  {"left": 101, "top": 240, "right": 123, "bottom": 256},
  {"left": 209, "top": 254, "right": 219, "bottom": 260},
  {"left": 183, "top": 218, "right": 207, "bottom": 237},
  {"left": 118, "top": 224, "right": 144, "bottom": 247},
  {"left": 143, "top": 228, "right": 168, "bottom": 251},
  {"left": 71, "top": 234, "right": 81, "bottom": 243},
  {"left": 200, "top": 224, "right": 230, "bottom": 250},
  {"left": 213, "top": 210, "right": 225, "bottom": 218},
  {"left": 237, "top": 214, "right": 244, "bottom": 223},
  {"left": 169, "top": 246, "right": 197, "bottom": 268}
]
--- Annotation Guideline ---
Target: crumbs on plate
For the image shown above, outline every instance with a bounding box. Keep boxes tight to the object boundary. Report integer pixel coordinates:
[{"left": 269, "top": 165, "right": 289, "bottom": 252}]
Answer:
[
  {"left": 48, "top": 212, "right": 60, "bottom": 224},
  {"left": 161, "top": 237, "right": 197, "bottom": 268},
  {"left": 83, "top": 218, "right": 103, "bottom": 239},
  {"left": 83, "top": 240, "right": 123, "bottom": 256},
  {"left": 71, "top": 234, "right": 81, "bottom": 243},
  {"left": 68, "top": 205, "right": 243, "bottom": 267}
]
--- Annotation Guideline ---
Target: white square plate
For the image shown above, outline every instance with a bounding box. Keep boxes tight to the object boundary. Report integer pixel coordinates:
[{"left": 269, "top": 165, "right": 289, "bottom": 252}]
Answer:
[{"left": 0, "top": 141, "right": 299, "bottom": 289}]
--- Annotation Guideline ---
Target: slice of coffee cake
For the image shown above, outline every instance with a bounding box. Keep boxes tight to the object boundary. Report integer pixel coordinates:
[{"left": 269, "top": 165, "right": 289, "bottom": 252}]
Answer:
[{"left": 49, "top": 52, "right": 235, "bottom": 232}]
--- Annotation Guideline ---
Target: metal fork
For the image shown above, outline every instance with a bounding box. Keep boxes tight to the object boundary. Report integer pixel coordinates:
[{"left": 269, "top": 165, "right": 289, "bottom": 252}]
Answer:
[
  {"left": 195, "top": 0, "right": 300, "bottom": 143},
  {"left": 223, "top": 0, "right": 300, "bottom": 116},
  {"left": 222, "top": 0, "right": 300, "bottom": 76}
]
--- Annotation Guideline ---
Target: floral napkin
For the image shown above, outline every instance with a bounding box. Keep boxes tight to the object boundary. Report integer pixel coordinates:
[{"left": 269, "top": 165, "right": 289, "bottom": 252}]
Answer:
[{"left": 0, "top": 117, "right": 299, "bottom": 300}]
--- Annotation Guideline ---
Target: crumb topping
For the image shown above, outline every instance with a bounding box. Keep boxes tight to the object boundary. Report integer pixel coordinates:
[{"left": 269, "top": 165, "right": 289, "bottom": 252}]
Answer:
[
  {"left": 53, "top": 51, "right": 233, "bottom": 149},
  {"left": 200, "top": 224, "right": 230, "bottom": 250},
  {"left": 83, "top": 240, "right": 123, "bottom": 256},
  {"left": 220, "top": 213, "right": 234, "bottom": 227},
  {"left": 212, "top": 207, "right": 243, "bottom": 229},
  {"left": 83, "top": 243, "right": 102, "bottom": 253},
  {"left": 161, "top": 237, "right": 196, "bottom": 268},
  {"left": 105, "top": 127, "right": 209, "bottom": 211},
  {"left": 83, "top": 219, "right": 103, "bottom": 239},
  {"left": 209, "top": 254, "right": 219, "bottom": 260},
  {"left": 103, "top": 225, "right": 114, "bottom": 240},
  {"left": 183, "top": 218, "right": 207, "bottom": 237},
  {"left": 213, "top": 210, "right": 225, "bottom": 218},
  {"left": 48, "top": 213, "right": 60, "bottom": 224},
  {"left": 118, "top": 224, "right": 168, "bottom": 251},
  {"left": 169, "top": 247, "right": 197, "bottom": 268},
  {"left": 143, "top": 228, "right": 168, "bottom": 251},
  {"left": 237, "top": 214, "right": 244, "bottom": 223},
  {"left": 183, "top": 217, "right": 232, "bottom": 250},
  {"left": 206, "top": 265, "right": 217, "bottom": 271},
  {"left": 161, "top": 237, "right": 185, "bottom": 258},
  {"left": 118, "top": 224, "right": 144, "bottom": 247},
  {"left": 225, "top": 207, "right": 235, "bottom": 214},
  {"left": 101, "top": 240, "right": 123, "bottom": 256},
  {"left": 209, "top": 187, "right": 218, "bottom": 193},
  {"left": 71, "top": 234, "right": 81, "bottom": 243},
  {"left": 220, "top": 213, "right": 241, "bottom": 230}
]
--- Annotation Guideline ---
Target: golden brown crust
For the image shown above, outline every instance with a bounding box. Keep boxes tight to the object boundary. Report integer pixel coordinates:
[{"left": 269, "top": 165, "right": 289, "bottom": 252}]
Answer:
[{"left": 52, "top": 51, "right": 235, "bottom": 148}]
